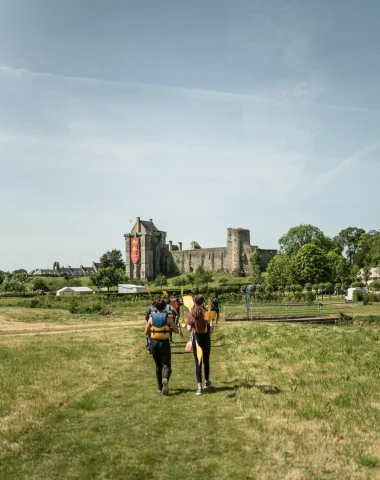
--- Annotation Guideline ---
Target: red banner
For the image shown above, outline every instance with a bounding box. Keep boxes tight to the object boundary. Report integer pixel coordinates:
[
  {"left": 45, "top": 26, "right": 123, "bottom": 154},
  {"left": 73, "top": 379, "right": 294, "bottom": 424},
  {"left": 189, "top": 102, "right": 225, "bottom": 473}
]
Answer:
[{"left": 131, "top": 237, "right": 140, "bottom": 264}]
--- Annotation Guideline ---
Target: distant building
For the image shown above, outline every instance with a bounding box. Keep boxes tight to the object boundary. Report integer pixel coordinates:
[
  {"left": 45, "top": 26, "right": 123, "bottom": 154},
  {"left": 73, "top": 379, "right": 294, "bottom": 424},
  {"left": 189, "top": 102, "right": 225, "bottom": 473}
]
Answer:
[
  {"left": 29, "top": 262, "right": 100, "bottom": 277},
  {"left": 56, "top": 287, "right": 94, "bottom": 296},
  {"left": 118, "top": 284, "right": 147, "bottom": 294},
  {"left": 359, "top": 267, "right": 380, "bottom": 285},
  {"left": 124, "top": 217, "right": 277, "bottom": 281}
]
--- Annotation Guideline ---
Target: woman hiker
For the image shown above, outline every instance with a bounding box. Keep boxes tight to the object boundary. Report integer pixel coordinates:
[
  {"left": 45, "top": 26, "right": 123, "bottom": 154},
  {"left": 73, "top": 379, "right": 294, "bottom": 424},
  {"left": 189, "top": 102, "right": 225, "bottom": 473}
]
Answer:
[
  {"left": 145, "top": 298, "right": 179, "bottom": 395},
  {"left": 186, "top": 294, "right": 215, "bottom": 396}
]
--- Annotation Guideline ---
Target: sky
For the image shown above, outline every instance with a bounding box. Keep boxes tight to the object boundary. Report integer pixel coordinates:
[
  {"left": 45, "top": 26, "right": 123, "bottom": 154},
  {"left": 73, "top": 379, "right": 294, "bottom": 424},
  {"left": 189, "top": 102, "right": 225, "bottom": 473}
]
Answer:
[{"left": 1, "top": 0, "right": 380, "bottom": 272}]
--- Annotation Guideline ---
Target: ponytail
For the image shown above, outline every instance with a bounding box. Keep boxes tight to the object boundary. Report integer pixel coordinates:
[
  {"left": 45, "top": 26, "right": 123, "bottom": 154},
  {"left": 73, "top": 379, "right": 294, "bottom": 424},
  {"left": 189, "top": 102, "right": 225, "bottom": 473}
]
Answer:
[{"left": 191, "top": 295, "right": 207, "bottom": 331}]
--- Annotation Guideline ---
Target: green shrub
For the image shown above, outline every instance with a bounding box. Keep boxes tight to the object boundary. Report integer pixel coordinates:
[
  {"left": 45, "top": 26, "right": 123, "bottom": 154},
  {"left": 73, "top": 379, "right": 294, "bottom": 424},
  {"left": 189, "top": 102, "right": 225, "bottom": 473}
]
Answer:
[
  {"left": 368, "top": 292, "right": 380, "bottom": 303},
  {"left": 353, "top": 290, "right": 364, "bottom": 302},
  {"left": 29, "top": 298, "right": 39, "bottom": 308}
]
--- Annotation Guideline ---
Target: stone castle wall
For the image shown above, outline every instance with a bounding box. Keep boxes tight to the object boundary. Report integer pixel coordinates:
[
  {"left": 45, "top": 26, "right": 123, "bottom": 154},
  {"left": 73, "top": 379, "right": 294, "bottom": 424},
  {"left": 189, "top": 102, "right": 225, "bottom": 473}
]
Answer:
[{"left": 172, "top": 247, "right": 228, "bottom": 274}]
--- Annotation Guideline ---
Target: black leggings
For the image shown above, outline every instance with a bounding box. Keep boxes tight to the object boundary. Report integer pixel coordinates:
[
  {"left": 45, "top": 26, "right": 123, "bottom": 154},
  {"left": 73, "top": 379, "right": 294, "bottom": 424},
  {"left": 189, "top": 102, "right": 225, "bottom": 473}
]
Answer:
[
  {"left": 192, "top": 332, "right": 211, "bottom": 384},
  {"left": 151, "top": 339, "right": 172, "bottom": 387}
]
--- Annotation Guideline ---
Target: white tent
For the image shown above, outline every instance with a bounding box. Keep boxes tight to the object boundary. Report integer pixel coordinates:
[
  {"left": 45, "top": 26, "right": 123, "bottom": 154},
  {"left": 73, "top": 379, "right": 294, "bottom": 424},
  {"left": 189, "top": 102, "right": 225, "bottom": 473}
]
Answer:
[
  {"left": 56, "top": 287, "right": 94, "bottom": 297},
  {"left": 118, "top": 284, "right": 147, "bottom": 294}
]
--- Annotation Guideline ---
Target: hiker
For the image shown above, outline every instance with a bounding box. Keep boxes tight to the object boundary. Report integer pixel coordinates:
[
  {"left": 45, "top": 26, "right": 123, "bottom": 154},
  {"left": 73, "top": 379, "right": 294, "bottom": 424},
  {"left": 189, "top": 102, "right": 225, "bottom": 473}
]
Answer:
[
  {"left": 166, "top": 299, "right": 178, "bottom": 343},
  {"left": 145, "top": 298, "right": 179, "bottom": 395},
  {"left": 145, "top": 299, "right": 157, "bottom": 322},
  {"left": 145, "top": 300, "right": 157, "bottom": 352},
  {"left": 211, "top": 295, "right": 221, "bottom": 323},
  {"left": 170, "top": 293, "right": 183, "bottom": 319},
  {"left": 186, "top": 294, "right": 215, "bottom": 396}
]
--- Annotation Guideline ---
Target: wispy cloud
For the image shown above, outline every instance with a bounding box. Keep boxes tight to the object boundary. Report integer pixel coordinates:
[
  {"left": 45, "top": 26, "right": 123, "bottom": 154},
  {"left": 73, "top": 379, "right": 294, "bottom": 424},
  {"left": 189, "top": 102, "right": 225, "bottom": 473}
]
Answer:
[
  {"left": 303, "top": 141, "right": 380, "bottom": 198},
  {"left": 3, "top": 61, "right": 379, "bottom": 115}
]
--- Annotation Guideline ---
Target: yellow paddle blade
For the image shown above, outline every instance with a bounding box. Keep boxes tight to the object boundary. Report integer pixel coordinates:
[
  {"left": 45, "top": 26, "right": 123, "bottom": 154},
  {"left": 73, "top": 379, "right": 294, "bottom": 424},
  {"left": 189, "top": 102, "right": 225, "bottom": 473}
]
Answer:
[
  {"left": 144, "top": 283, "right": 151, "bottom": 296},
  {"left": 183, "top": 295, "right": 194, "bottom": 311},
  {"left": 181, "top": 322, "right": 186, "bottom": 328},
  {"left": 204, "top": 311, "right": 217, "bottom": 322},
  {"left": 208, "top": 297, "right": 211, "bottom": 311},
  {"left": 163, "top": 290, "right": 169, "bottom": 297},
  {"left": 196, "top": 344, "right": 203, "bottom": 365}
]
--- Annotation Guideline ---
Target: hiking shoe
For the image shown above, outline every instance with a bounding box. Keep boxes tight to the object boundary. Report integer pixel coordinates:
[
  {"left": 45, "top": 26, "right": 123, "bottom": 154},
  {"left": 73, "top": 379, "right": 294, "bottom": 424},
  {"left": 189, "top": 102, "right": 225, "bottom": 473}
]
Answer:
[
  {"left": 204, "top": 381, "right": 212, "bottom": 390},
  {"left": 196, "top": 389, "right": 203, "bottom": 396},
  {"left": 162, "top": 378, "right": 169, "bottom": 396},
  {"left": 158, "top": 385, "right": 163, "bottom": 393}
]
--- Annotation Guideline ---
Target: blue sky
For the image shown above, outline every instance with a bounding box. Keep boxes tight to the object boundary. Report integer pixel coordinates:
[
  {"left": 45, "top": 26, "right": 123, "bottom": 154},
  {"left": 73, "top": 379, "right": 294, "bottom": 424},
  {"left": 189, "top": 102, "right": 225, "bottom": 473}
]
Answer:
[{"left": 1, "top": 0, "right": 379, "bottom": 271}]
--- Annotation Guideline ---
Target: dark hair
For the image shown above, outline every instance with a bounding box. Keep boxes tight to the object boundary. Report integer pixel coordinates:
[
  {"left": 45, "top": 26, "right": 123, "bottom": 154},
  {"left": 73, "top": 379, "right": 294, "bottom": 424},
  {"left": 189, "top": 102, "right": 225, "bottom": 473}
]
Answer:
[
  {"left": 156, "top": 299, "right": 167, "bottom": 311},
  {"left": 151, "top": 299, "right": 157, "bottom": 307},
  {"left": 191, "top": 294, "right": 206, "bottom": 328}
]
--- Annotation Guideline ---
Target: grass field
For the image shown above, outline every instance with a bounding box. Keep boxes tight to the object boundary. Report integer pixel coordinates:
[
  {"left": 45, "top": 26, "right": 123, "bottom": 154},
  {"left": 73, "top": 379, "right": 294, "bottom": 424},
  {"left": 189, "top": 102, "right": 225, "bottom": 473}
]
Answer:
[{"left": 1, "top": 307, "right": 380, "bottom": 479}]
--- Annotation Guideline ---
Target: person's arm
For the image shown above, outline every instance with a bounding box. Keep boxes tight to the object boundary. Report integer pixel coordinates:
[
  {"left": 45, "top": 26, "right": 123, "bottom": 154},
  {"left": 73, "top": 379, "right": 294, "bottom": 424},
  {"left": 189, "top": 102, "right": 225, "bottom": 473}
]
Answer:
[
  {"left": 209, "top": 320, "right": 215, "bottom": 335},
  {"left": 144, "top": 318, "right": 152, "bottom": 336},
  {"left": 168, "top": 316, "right": 179, "bottom": 333},
  {"left": 145, "top": 308, "right": 151, "bottom": 321},
  {"left": 186, "top": 311, "right": 194, "bottom": 332}
]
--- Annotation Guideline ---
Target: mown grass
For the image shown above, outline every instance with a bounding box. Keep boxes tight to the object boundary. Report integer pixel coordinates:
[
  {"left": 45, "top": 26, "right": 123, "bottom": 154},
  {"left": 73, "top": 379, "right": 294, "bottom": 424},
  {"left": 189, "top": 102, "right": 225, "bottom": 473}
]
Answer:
[
  {"left": 1, "top": 315, "right": 380, "bottom": 479},
  {"left": 224, "top": 302, "right": 380, "bottom": 320}
]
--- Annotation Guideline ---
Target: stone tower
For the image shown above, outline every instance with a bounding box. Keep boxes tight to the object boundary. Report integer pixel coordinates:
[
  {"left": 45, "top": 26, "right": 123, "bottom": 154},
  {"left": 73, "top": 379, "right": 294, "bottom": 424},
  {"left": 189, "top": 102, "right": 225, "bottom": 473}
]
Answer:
[
  {"left": 227, "top": 228, "right": 252, "bottom": 276},
  {"left": 124, "top": 217, "right": 169, "bottom": 281}
]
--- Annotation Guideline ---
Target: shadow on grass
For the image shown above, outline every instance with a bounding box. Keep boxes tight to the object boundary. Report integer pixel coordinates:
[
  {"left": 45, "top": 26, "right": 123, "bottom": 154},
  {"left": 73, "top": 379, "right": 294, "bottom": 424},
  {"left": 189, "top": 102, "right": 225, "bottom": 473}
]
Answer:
[
  {"left": 169, "top": 388, "right": 197, "bottom": 396},
  {"left": 170, "top": 383, "right": 281, "bottom": 397}
]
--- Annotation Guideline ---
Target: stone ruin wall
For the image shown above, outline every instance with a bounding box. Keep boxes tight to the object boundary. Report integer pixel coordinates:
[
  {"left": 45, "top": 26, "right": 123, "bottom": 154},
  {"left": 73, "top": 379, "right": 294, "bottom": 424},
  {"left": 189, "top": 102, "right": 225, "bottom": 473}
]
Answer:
[
  {"left": 172, "top": 247, "right": 229, "bottom": 275},
  {"left": 171, "top": 245, "right": 277, "bottom": 277}
]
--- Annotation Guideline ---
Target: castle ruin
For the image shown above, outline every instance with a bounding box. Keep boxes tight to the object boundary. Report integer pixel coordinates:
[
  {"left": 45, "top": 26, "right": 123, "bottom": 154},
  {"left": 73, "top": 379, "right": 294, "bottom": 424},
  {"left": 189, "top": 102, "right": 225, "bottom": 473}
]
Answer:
[{"left": 124, "top": 217, "right": 276, "bottom": 281}]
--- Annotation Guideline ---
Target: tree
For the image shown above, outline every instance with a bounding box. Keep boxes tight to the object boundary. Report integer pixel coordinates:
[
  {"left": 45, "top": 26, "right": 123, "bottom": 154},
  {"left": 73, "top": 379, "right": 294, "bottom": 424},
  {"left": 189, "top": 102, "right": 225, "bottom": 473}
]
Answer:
[
  {"left": 13, "top": 269, "right": 27, "bottom": 274},
  {"left": 99, "top": 249, "right": 125, "bottom": 270},
  {"left": 290, "top": 244, "right": 331, "bottom": 286},
  {"left": 11, "top": 272, "right": 28, "bottom": 284},
  {"left": 350, "top": 265, "right": 361, "bottom": 285},
  {"left": 323, "top": 282, "right": 333, "bottom": 299},
  {"left": 266, "top": 255, "right": 292, "bottom": 293},
  {"left": 172, "top": 276, "right": 185, "bottom": 287},
  {"left": 362, "top": 266, "right": 372, "bottom": 286},
  {"left": 249, "top": 251, "right": 261, "bottom": 286},
  {"left": 154, "top": 274, "right": 168, "bottom": 288},
  {"left": 194, "top": 266, "right": 213, "bottom": 288},
  {"left": 2, "top": 280, "right": 26, "bottom": 294},
  {"left": 326, "top": 251, "right": 350, "bottom": 287},
  {"left": 186, "top": 274, "right": 195, "bottom": 287},
  {"left": 354, "top": 230, "right": 380, "bottom": 268},
  {"left": 305, "top": 283, "right": 312, "bottom": 293},
  {"left": 31, "top": 278, "right": 49, "bottom": 292},
  {"left": 90, "top": 267, "right": 127, "bottom": 291},
  {"left": 279, "top": 225, "right": 330, "bottom": 257},
  {"left": 369, "top": 281, "right": 380, "bottom": 291},
  {"left": 334, "top": 227, "right": 366, "bottom": 264}
]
